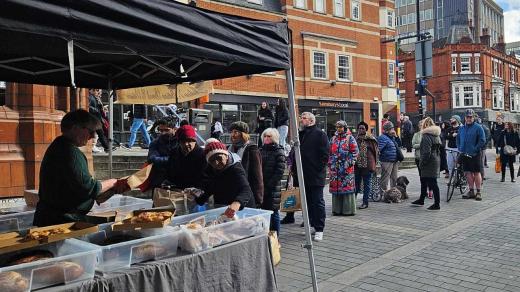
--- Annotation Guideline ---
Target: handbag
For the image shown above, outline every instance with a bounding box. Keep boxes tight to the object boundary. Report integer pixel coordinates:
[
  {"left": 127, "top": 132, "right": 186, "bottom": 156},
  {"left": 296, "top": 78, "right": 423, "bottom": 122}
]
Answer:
[
  {"left": 503, "top": 136, "right": 517, "bottom": 156},
  {"left": 280, "top": 173, "right": 301, "bottom": 212},
  {"left": 495, "top": 155, "right": 502, "bottom": 173}
]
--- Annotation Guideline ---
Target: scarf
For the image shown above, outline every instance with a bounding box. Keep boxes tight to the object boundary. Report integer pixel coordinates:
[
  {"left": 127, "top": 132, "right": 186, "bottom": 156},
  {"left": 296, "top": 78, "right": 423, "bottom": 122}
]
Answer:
[{"left": 230, "top": 140, "right": 248, "bottom": 159}]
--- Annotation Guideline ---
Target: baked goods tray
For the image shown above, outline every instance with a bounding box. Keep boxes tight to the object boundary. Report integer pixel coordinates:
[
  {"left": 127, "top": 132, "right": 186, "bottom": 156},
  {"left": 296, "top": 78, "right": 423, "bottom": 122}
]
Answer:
[
  {"left": 0, "top": 238, "right": 99, "bottom": 292},
  {"left": 0, "top": 205, "right": 35, "bottom": 233},
  {"left": 170, "top": 207, "right": 273, "bottom": 253},
  {"left": 79, "top": 223, "right": 181, "bottom": 273}
]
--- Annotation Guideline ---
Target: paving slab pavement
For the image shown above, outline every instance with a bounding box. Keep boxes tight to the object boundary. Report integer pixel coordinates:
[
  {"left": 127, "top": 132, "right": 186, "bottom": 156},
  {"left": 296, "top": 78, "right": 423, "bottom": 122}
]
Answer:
[{"left": 276, "top": 150, "right": 520, "bottom": 291}]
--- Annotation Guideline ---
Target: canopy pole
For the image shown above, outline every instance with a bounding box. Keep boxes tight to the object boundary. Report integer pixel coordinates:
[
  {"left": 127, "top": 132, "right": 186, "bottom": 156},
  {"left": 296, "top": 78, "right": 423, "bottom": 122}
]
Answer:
[
  {"left": 108, "top": 79, "right": 114, "bottom": 178},
  {"left": 285, "top": 68, "right": 319, "bottom": 292}
]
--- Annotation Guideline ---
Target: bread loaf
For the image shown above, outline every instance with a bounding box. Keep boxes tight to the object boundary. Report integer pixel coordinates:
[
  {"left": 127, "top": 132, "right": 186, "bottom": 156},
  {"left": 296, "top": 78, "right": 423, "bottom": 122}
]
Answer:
[{"left": 0, "top": 271, "right": 29, "bottom": 292}]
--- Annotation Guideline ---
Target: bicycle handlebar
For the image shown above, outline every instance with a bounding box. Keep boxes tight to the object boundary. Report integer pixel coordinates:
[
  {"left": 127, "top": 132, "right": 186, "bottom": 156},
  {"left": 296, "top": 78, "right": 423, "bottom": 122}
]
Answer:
[{"left": 446, "top": 149, "right": 472, "bottom": 158}]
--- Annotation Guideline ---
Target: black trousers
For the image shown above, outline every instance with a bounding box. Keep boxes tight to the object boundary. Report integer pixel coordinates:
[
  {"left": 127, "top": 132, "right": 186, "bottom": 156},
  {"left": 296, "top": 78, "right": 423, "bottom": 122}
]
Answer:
[
  {"left": 501, "top": 155, "right": 515, "bottom": 181},
  {"left": 282, "top": 185, "right": 326, "bottom": 232},
  {"left": 420, "top": 177, "right": 440, "bottom": 206},
  {"left": 96, "top": 129, "right": 109, "bottom": 150}
]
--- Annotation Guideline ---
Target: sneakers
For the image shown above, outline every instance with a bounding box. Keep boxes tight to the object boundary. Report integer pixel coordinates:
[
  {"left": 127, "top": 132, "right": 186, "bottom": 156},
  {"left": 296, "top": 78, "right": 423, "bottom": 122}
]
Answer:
[
  {"left": 427, "top": 204, "right": 440, "bottom": 210},
  {"left": 120, "top": 144, "right": 133, "bottom": 150},
  {"left": 92, "top": 146, "right": 103, "bottom": 153},
  {"left": 411, "top": 199, "right": 424, "bottom": 206},
  {"left": 462, "top": 190, "right": 475, "bottom": 199},
  {"left": 313, "top": 232, "right": 323, "bottom": 241},
  {"left": 301, "top": 228, "right": 316, "bottom": 236},
  {"left": 475, "top": 192, "right": 482, "bottom": 201},
  {"left": 358, "top": 204, "right": 368, "bottom": 209}
]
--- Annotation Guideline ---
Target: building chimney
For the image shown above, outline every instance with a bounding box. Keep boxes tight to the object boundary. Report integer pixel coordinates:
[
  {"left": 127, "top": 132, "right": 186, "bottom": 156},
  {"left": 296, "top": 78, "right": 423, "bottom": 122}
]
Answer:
[
  {"left": 496, "top": 35, "right": 506, "bottom": 53},
  {"left": 480, "top": 28, "right": 490, "bottom": 47}
]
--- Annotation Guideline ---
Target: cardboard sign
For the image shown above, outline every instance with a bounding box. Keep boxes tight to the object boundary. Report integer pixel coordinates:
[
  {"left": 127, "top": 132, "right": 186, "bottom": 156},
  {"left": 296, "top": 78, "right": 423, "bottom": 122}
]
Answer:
[{"left": 115, "top": 81, "right": 212, "bottom": 105}]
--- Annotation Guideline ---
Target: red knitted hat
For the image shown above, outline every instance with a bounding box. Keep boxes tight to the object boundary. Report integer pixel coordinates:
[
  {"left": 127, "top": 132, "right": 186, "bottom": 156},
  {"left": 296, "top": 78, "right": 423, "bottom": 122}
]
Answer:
[
  {"left": 204, "top": 138, "right": 228, "bottom": 161},
  {"left": 176, "top": 125, "right": 196, "bottom": 141}
]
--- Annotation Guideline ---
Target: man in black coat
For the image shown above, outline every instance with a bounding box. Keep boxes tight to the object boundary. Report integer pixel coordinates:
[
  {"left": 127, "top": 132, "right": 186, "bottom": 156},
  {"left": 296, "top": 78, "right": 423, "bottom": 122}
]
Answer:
[
  {"left": 280, "top": 112, "right": 329, "bottom": 241},
  {"left": 88, "top": 89, "right": 110, "bottom": 152}
]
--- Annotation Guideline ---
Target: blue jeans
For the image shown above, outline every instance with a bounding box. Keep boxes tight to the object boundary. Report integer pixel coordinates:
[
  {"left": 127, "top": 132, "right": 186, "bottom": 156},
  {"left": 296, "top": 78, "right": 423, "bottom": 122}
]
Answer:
[
  {"left": 270, "top": 210, "right": 280, "bottom": 235},
  {"left": 129, "top": 118, "right": 151, "bottom": 147},
  {"left": 355, "top": 170, "right": 372, "bottom": 205},
  {"left": 277, "top": 125, "right": 288, "bottom": 148}
]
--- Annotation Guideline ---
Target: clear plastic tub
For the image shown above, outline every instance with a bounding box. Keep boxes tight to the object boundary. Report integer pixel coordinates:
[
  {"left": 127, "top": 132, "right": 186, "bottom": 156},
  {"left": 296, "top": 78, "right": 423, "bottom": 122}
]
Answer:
[
  {"left": 170, "top": 207, "right": 272, "bottom": 253},
  {"left": 80, "top": 223, "right": 181, "bottom": 273},
  {"left": 90, "top": 195, "right": 152, "bottom": 218},
  {"left": 0, "top": 205, "right": 35, "bottom": 233},
  {"left": 0, "top": 238, "right": 99, "bottom": 291}
]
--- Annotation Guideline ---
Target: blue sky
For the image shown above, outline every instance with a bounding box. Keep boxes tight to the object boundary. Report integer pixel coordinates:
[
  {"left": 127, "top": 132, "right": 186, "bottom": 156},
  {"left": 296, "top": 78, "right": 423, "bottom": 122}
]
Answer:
[{"left": 496, "top": 0, "right": 520, "bottom": 42}]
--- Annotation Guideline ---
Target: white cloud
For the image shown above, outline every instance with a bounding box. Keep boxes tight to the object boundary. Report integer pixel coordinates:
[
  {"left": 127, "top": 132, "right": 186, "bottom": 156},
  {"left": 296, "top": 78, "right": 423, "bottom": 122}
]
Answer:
[{"left": 504, "top": 10, "right": 520, "bottom": 43}]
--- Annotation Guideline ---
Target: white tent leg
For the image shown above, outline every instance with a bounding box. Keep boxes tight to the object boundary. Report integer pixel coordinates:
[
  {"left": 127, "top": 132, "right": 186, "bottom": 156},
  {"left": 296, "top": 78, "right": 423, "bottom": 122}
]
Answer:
[
  {"left": 285, "top": 69, "right": 319, "bottom": 292},
  {"left": 108, "top": 80, "right": 114, "bottom": 178}
]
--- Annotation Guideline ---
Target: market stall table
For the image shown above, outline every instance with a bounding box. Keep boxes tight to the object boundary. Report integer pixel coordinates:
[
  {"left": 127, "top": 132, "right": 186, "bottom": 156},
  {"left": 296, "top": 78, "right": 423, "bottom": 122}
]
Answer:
[{"left": 39, "top": 235, "right": 277, "bottom": 292}]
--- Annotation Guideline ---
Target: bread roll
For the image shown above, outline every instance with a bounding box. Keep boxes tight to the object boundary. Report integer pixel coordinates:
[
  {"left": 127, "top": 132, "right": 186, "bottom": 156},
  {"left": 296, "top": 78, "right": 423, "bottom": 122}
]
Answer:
[
  {"left": 0, "top": 271, "right": 29, "bottom": 292},
  {"left": 32, "top": 261, "right": 84, "bottom": 284},
  {"left": 132, "top": 244, "right": 166, "bottom": 260}
]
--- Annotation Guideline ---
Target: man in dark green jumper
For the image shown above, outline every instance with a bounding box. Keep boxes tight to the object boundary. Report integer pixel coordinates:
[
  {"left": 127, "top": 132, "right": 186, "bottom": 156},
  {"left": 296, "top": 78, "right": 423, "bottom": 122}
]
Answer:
[{"left": 33, "top": 109, "right": 123, "bottom": 227}]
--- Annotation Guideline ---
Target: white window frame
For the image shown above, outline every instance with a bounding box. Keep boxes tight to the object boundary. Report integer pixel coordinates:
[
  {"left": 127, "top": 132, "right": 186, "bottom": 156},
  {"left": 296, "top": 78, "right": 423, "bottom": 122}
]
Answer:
[
  {"left": 351, "top": 0, "right": 361, "bottom": 21},
  {"left": 294, "top": 0, "right": 306, "bottom": 9},
  {"left": 493, "top": 59, "right": 498, "bottom": 77},
  {"left": 474, "top": 54, "right": 480, "bottom": 73},
  {"left": 452, "top": 82, "right": 482, "bottom": 108},
  {"left": 492, "top": 85, "right": 504, "bottom": 110},
  {"left": 451, "top": 54, "right": 458, "bottom": 74},
  {"left": 333, "top": 0, "right": 344, "bottom": 17},
  {"left": 388, "top": 62, "right": 396, "bottom": 87},
  {"left": 398, "top": 62, "right": 405, "bottom": 82},
  {"left": 247, "top": 0, "right": 263, "bottom": 5},
  {"left": 511, "top": 90, "right": 520, "bottom": 112},
  {"left": 336, "top": 54, "right": 352, "bottom": 82},
  {"left": 314, "top": 0, "right": 325, "bottom": 13},
  {"left": 387, "top": 10, "right": 395, "bottom": 28},
  {"left": 312, "top": 51, "right": 328, "bottom": 80},
  {"left": 460, "top": 54, "right": 472, "bottom": 74}
]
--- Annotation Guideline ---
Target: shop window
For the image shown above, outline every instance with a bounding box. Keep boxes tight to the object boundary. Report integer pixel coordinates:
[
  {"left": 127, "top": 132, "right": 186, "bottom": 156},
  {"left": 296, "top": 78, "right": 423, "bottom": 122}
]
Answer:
[
  {"left": 314, "top": 0, "right": 324, "bottom": 13},
  {"left": 0, "top": 81, "right": 5, "bottom": 106},
  {"left": 221, "top": 104, "right": 239, "bottom": 133},
  {"left": 337, "top": 55, "right": 351, "bottom": 82},
  {"left": 203, "top": 103, "right": 221, "bottom": 122},
  {"left": 351, "top": 0, "right": 361, "bottom": 21},
  {"left": 333, "top": 0, "right": 344, "bottom": 17},
  {"left": 240, "top": 104, "right": 259, "bottom": 133},
  {"left": 492, "top": 86, "right": 504, "bottom": 109},
  {"left": 312, "top": 51, "right": 327, "bottom": 80}
]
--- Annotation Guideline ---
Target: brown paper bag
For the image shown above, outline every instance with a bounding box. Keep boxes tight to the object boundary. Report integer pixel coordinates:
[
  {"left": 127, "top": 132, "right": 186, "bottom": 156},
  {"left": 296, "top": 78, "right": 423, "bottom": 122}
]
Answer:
[
  {"left": 268, "top": 231, "right": 281, "bottom": 266},
  {"left": 153, "top": 188, "right": 196, "bottom": 215},
  {"left": 96, "top": 164, "right": 153, "bottom": 204},
  {"left": 280, "top": 174, "right": 301, "bottom": 212},
  {"left": 495, "top": 155, "right": 501, "bottom": 173}
]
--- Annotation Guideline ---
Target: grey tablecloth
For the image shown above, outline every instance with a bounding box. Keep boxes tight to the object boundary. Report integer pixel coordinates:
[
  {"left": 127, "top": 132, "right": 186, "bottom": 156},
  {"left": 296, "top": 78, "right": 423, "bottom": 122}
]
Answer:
[{"left": 41, "top": 235, "right": 277, "bottom": 292}]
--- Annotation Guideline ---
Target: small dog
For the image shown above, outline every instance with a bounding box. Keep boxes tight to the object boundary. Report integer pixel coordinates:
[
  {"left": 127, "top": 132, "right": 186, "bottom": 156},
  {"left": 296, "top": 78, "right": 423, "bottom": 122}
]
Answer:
[{"left": 383, "top": 176, "right": 410, "bottom": 203}]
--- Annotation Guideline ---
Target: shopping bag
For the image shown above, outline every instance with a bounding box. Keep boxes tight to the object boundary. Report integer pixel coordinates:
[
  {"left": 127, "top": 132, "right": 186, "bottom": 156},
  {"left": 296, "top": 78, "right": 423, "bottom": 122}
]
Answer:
[
  {"left": 268, "top": 231, "right": 281, "bottom": 266},
  {"left": 153, "top": 188, "right": 197, "bottom": 215},
  {"left": 280, "top": 174, "right": 301, "bottom": 212},
  {"left": 495, "top": 155, "right": 501, "bottom": 173}
]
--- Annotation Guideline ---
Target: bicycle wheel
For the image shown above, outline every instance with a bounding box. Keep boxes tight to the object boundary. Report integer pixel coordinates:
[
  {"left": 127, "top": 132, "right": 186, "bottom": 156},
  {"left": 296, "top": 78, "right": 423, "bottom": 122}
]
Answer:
[
  {"left": 446, "top": 169, "right": 456, "bottom": 202},
  {"left": 458, "top": 170, "right": 468, "bottom": 194}
]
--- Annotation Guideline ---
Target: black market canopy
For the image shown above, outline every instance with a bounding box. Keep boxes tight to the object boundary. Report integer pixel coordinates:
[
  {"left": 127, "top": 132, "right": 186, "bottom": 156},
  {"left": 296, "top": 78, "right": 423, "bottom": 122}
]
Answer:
[{"left": 0, "top": 0, "right": 290, "bottom": 89}]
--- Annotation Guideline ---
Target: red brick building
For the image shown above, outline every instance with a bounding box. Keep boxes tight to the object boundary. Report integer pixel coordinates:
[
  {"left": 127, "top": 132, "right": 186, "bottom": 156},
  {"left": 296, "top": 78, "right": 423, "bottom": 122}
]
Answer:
[
  {"left": 197, "top": 0, "right": 397, "bottom": 137},
  {"left": 399, "top": 28, "right": 520, "bottom": 125}
]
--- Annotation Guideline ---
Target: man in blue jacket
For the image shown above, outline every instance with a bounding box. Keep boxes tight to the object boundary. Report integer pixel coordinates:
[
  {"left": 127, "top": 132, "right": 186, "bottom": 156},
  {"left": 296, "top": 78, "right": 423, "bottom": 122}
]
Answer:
[
  {"left": 378, "top": 121, "right": 399, "bottom": 191},
  {"left": 457, "top": 109, "right": 486, "bottom": 201}
]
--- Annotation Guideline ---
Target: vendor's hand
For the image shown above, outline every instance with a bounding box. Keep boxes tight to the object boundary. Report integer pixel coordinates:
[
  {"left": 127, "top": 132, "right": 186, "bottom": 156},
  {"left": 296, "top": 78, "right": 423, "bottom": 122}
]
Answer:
[{"left": 225, "top": 201, "right": 241, "bottom": 218}]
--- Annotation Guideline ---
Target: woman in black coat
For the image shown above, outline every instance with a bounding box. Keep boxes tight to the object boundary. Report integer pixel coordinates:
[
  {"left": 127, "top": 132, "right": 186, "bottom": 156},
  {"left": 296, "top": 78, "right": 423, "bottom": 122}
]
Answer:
[
  {"left": 257, "top": 101, "right": 274, "bottom": 146},
  {"left": 498, "top": 122, "right": 520, "bottom": 182},
  {"left": 260, "top": 128, "right": 286, "bottom": 234}
]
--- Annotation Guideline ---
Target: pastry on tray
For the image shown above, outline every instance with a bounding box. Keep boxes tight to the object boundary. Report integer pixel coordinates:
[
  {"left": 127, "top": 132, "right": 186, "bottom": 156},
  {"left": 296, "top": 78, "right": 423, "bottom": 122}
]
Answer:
[
  {"left": 130, "top": 211, "right": 173, "bottom": 223},
  {"left": 0, "top": 271, "right": 29, "bottom": 292},
  {"left": 26, "top": 227, "right": 71, "bottom": 241}
]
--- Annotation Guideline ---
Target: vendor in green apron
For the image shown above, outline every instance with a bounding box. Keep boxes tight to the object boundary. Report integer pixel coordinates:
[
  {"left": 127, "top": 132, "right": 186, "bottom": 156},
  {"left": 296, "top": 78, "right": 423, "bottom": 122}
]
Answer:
[{"left": 33, "top": 109, "right": 125, "bottom": 227}]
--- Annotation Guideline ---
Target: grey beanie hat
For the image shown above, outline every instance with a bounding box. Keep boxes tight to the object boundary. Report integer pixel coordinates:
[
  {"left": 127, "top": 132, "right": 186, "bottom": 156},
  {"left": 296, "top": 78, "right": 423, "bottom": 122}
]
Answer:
[
  {"left": 335, "top": 120, "right": 348, "bottom": 128},
  {"left": 383, "top": 121, "right": 394, "bottom": 132},
  {"left": 229, "top": 121, "right": 249, "bottom": 134},
  {"left": 451, "top": 115, "right": 461, "bottom": 123}
]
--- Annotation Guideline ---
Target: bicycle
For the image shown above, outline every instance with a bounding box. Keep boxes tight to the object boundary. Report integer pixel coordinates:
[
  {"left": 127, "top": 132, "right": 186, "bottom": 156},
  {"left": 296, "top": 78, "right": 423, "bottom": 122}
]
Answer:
[{"left": 446, "top": 149, "right": 470, "bottom": 202}]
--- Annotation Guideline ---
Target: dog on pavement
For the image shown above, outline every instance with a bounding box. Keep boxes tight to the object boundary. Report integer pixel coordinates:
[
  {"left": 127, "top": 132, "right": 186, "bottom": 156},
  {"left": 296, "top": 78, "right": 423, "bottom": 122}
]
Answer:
[{"left": 382, "top": 176, "right": 410, "bottom": 203}]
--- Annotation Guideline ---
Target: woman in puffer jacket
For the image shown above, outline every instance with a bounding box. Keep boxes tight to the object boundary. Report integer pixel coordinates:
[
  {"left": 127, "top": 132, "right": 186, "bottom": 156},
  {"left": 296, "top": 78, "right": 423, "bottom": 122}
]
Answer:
[{"left": 260, "top": 128, "right": 286, "bottom": 235}]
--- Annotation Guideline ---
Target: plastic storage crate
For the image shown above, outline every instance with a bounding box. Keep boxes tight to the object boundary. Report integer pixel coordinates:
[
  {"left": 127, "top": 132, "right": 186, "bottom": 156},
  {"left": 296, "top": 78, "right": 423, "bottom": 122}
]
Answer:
[
  {"left": 0, "top": 205, "right": 35, "bottom": 233},
  {"left": 80, "top": 223, "right": 181, "bottom": 273},
  {"left": 171, "top": 207, "right": 272, "bottom": 253},
  {"left": 90, "top": 195, "right": 152, "bottom": 216},
  {"left": 0, "top": 239, "right": 99, "bottom": 291}
]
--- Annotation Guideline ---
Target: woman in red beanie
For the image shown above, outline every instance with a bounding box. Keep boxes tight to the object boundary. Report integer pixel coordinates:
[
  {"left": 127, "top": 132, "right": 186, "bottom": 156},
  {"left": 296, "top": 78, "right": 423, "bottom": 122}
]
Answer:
[{"left": 197, "top": 138, "right": 255, "bottom": 217}]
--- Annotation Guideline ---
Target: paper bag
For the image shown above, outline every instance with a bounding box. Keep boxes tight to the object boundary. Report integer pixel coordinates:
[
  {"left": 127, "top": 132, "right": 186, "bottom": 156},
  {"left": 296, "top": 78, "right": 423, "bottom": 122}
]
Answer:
[
  {"left": 96, "top": 164, "right": 153, "bottom": 204},
  {"left": 495, "top": 155, "right": 501, "bottom": 173},
  {"left": 153, "top": 188, "right": 198, "bottom": 215},
  {"left": 268, "top": 231, "right": 281, "bottom": 266},
  {"left": 280, "top": 188, "right": 301, "bottom": 212}
]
